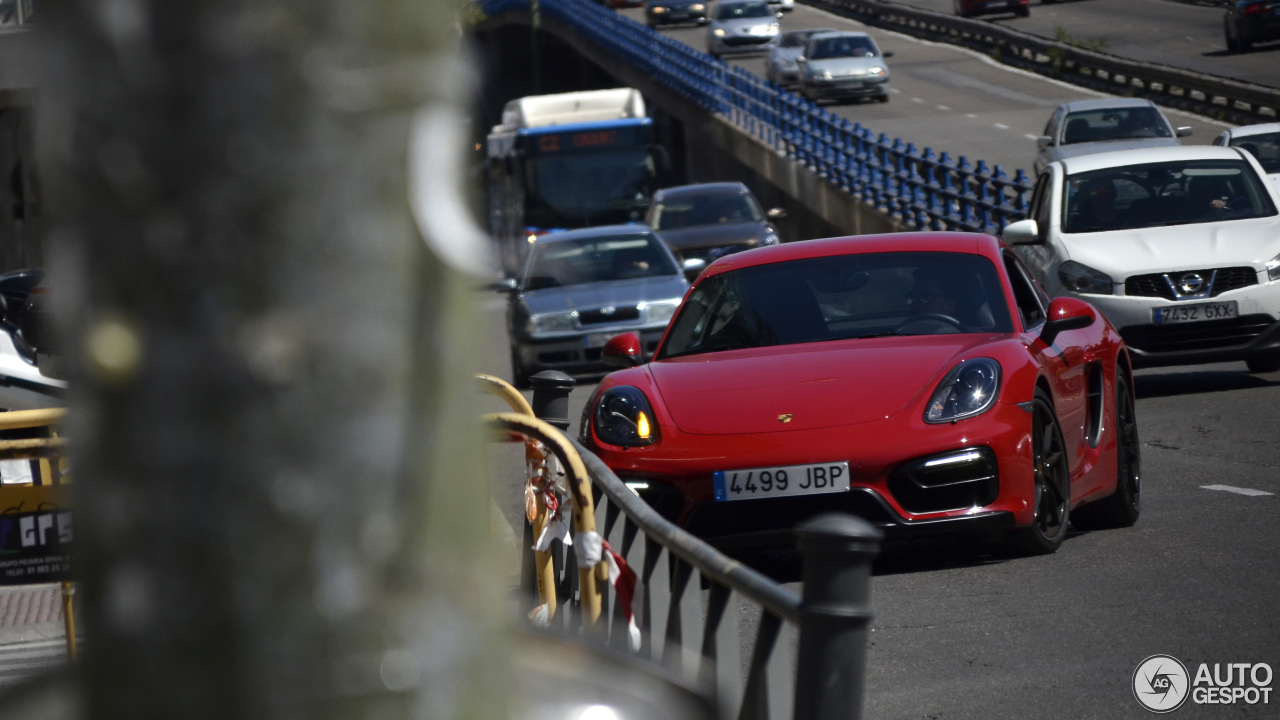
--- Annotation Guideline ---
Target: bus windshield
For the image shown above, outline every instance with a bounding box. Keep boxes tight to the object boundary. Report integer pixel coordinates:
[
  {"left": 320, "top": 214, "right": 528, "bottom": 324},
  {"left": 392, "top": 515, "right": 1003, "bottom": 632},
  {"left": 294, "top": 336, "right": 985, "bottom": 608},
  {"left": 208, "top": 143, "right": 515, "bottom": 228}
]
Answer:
[{"left": 523, "top": 148, "right": 657, "bottom": 228}]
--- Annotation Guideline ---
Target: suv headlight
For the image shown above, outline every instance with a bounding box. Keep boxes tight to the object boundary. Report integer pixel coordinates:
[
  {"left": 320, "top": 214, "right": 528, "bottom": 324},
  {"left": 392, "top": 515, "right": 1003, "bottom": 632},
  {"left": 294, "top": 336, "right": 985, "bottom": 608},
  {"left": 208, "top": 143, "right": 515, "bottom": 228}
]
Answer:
[
  {"left": 925, "top": 358, "right": 1001, "bottom": 424},
  {"left": 639, "top": 300, "right": 680, "bottom": 325},
  {"left": 594, "top": 386, "right": 659, "bottom": 447},
  {"left": 1267, "top": 252, "right": 1280, "bottom": 282},
  {"left": 1058, "top": 260, "right": 1114, "bottom": 295},
  {"left": 529, "top": 311, "right": 578, "bottom": 335}
]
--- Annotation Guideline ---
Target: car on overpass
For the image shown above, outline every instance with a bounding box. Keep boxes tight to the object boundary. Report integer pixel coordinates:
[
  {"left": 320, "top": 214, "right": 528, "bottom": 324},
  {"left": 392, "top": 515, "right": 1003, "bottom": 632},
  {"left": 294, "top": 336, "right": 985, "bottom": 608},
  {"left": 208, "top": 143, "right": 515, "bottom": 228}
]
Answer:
[
  {"left": 766, "top": 28, "right": 835, "bottom": 87},
  {"left": 1223, "top": 0, "right": 1280, "bottom": 53},
  {"left": 582, "top": 232, "right": 1139, "bottom": 555},
  {"left": 954, "top": 0, "right": 1030, "bottom": 19},
  {"left": 1214, "top": 122, "right": 1280, "bottom": 192},
  {"left": 794, "top": 31, "right": 891, "bottom": 105},
  {"left": 498, "top": 225, "right": 688, "bottom": 388},
  {"left": 1003, "top": 145, "right": 1280, "bottom": 373},
  {"left": 644, "top": 182, "right": 783, "bottom": 269},
  {"left": 644, "top": 0, "right": 708, "bottom": 27},
  {"left": 705, "top": 0, "right": 780, "bottom": 59},
  {"left": 1032, "top": 98, "right": 1191, "bottom": 176}
]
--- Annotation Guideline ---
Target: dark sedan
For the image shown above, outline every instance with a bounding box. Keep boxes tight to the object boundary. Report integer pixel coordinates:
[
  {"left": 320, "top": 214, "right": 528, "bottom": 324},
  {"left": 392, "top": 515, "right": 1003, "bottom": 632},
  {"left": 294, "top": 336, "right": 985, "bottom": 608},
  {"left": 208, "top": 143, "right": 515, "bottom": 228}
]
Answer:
[
  {"left": 645, "top": 182, "right": 784, "bottom": 267},
  {"left": 1225, "top": 0, "right": 1280, "bottom": 53},
  {"left": 645, "top": 0, "right": 708, "bottom": 27},
  {"left": 499, "top": 225, "right": 689, "bottom": 388}
]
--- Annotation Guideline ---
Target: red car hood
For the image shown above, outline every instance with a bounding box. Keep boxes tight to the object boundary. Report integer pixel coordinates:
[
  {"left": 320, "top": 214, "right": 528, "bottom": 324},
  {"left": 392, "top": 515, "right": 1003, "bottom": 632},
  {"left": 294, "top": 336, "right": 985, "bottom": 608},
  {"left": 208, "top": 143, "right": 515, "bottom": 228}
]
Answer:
[{"left": 650, "top": 336, "right": 1000, "bottom": 435}]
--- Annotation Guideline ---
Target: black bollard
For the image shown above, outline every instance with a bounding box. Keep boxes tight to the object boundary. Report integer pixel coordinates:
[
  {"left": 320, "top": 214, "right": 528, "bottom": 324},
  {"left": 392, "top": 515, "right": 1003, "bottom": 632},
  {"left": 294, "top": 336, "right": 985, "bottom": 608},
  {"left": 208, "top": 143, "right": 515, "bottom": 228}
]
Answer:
[
  {"left": 793, "top": 513, "right": 882, "bottom": 720},
  {"left": 529, "top": 370, "right": 574, "bottom": 431}
]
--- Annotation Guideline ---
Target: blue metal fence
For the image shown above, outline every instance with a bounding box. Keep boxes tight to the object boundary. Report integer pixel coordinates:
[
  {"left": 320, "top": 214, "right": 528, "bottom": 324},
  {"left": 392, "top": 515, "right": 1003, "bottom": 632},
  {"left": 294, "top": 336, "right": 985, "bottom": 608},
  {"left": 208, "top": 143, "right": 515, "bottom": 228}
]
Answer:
[{"left": 478, "top": 0, "right": 1034, "bottom": 235}]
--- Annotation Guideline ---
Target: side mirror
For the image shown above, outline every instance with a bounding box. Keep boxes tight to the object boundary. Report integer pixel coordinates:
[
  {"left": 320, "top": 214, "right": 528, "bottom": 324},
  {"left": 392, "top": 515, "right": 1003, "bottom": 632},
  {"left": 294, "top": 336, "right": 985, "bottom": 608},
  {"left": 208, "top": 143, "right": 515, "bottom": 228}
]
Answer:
[
  {"left": 776, "top": 11, "right": 784, "bottom": 18},
  {"left": 766, "top": 207, "right": 786, "bottom": 220},
  {"left": 490, "top": 277, "right": 519, "bottom": 292},
  {"left": 601, "top": 332, "right": 644, "bottom": 368},
  {"left": 1040, "top": 297, "right": 1096, "bottom": 346},
  {"left": 682, "top": 257, "right": 707, "bottom": 283},
  {"left": 1035, "top": 135, "right": 1052, "bottom": 151},
  {"left": 1176, "top": 126, "right": 1194, "bottom": 138},
  {"left": 1001, "top": 218, "right": 1041, "bottom": 245},
  {"left": 883, "top": 51, "right": 894, "bottom": 58},
  {"left": 795, "top": 56, "right": 806, "bottom": 64}
]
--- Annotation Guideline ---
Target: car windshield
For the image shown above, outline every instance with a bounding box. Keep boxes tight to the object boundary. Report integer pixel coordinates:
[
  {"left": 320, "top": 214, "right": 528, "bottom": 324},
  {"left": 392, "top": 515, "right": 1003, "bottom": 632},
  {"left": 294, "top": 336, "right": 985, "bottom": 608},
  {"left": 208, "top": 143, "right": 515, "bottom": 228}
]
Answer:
[
  {"left": 778, "top": 30, "right": 817, "bottom": 48},
  {"left": 523, "top": 234, "right": 679, "bottom": 290},
  {"left": 1060, "top": 107, "right": 1172, "bottom": 145},
  {"left": 1062, "top": 159, "right": 1279, "bottom": 234},
  {"left": 657, "top": 252, "right": 1013, "bottom": 359},
  {"left": 1229, "top": 132, "right": 1280, "bottom": 174},
  {"left": 807, "top": 35, "right": 877, "bottom": 59},
  {"left": 650, "top": 192, "right": 764, "bottom": 229},
  {"left": 715, "top": 1, "right": 771, "bottom": 19}
]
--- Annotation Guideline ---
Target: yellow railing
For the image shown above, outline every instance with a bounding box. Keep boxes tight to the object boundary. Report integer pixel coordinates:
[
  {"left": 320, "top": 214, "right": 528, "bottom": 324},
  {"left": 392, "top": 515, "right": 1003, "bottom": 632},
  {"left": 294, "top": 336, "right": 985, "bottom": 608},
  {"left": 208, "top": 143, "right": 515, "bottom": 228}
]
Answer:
[
  {"left": 0, "top": 408, "right": 76, "bottom": 660},
  {"left": 477, "top": 374, "right": 604, "bottom": 627}
]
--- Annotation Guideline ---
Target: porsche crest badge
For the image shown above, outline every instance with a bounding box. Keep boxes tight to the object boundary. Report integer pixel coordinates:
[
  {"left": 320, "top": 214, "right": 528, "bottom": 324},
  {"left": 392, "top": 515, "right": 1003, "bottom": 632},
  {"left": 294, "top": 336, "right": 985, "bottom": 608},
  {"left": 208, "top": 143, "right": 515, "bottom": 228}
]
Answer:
[{"left": 778, "top": 414, "right": 793, "bottom": 423}]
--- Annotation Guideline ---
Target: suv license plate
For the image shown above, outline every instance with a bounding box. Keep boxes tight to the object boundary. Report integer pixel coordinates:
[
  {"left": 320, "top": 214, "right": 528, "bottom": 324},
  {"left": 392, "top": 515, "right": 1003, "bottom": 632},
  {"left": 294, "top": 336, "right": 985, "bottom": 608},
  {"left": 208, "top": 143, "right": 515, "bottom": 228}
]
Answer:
[
  {"left": 1152, "top": 301, "right": 1238, "bottom": 325},
  {"left": 583, "top": 333, "right": 613, "bottom": 348},
  {"left": 713, "top": 462, "right": 850, "bottom": 502}
]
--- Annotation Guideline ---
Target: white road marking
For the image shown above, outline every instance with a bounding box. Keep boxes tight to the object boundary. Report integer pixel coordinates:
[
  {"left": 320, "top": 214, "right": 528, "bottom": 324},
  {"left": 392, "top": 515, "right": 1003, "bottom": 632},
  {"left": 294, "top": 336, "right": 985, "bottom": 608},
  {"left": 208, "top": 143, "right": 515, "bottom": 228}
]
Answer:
[
  {"left": 1201, "top": 485, "right": 1274, "bottom": 497},
  {"left": 965, "top": 113, "right": 977, "bottom": 119},
  {"left": 994, "top": 123, "right": 1009, "bottom": 130},
  {"left": 937, "top": 105, "right": 950, "bottom": 111},
  {"left": 911, "top": 97, "right": 924, "bottom": 103},
  {"left": 1024, "top": 133, "right": 1039, "bottom": 140}
]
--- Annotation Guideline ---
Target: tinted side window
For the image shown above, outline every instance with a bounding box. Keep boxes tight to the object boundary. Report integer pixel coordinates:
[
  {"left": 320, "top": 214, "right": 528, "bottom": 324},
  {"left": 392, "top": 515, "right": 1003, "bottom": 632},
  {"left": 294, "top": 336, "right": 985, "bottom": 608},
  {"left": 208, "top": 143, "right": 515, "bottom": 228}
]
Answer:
[{"left": 1003, "top": 253, "right": 1046, "bottom": 330}]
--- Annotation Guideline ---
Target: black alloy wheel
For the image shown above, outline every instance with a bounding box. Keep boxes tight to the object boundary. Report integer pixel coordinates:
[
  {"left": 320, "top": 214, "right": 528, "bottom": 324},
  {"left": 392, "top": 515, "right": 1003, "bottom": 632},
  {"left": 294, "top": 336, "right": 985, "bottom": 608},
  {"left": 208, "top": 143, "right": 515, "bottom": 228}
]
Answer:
[
  {"left": 1008, "top": 388, "right": 1070, "bottom": 554},
  {"left": 1074, "top": 370, "right": 1141, "bottom": 528}
]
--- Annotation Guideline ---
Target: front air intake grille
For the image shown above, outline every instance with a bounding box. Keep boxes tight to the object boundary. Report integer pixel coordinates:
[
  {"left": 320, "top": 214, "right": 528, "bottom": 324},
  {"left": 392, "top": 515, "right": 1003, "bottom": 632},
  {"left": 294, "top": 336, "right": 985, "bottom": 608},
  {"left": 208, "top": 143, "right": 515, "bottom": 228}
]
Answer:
[
  {"left": 1125, "top": 267, "right": 1258, "bottom": 300},
  {"left": 887, "top": 447, "right": 999, "bottom": 514},
  {"left": 1119, "top": 314, "right": 1275, "bottom": 354},
  {"left": 578, "top": 306, "right": 639, "bottom": 326}
]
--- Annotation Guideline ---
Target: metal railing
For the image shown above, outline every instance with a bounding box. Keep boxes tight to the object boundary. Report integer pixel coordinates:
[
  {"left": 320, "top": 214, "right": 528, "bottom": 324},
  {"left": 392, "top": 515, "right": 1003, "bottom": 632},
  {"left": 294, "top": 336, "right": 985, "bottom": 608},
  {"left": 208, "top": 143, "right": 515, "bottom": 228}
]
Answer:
[
  {"left": 481, "top": 373, "right": 883, "bottom": 720},
  {"left": 476, "top": 0, "right": 1035, "bottom": 235}
]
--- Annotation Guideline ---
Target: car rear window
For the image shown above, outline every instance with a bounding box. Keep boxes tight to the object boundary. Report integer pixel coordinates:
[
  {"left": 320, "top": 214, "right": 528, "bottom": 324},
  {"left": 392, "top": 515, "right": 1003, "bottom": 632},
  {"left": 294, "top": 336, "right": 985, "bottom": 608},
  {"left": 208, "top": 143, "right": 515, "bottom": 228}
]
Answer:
[
  {"left": 1229, "top": 132, "right": 1280, "bottom": 175},
  {"left": 1060, "top": 107, "right": 1172, "bottom": 145},
  {"left": 657, "top": 252, "right": 1013, "bottom": 359}
]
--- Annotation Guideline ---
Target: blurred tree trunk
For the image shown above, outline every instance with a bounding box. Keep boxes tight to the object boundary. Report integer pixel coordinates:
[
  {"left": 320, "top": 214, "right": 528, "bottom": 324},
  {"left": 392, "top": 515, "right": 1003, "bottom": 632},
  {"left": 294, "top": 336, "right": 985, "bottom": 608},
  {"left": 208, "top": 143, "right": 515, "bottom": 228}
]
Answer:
[{"left": 38, "top": 1, "right": 504, "bottom": 719}]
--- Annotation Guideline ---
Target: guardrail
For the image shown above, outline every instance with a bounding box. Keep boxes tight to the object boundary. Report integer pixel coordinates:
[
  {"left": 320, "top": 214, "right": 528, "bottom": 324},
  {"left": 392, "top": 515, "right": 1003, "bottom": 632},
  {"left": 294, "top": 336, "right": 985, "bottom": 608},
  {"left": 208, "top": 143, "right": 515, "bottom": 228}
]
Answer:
[
  {"left": 477, "top": 0, "right": 1035, "bottom": 235},
  {"left": 808, "top": 0, "right": 1280, "bottom": 124},
  {"left": 480, "top": 372, "right": 883, "bottom": 720}
]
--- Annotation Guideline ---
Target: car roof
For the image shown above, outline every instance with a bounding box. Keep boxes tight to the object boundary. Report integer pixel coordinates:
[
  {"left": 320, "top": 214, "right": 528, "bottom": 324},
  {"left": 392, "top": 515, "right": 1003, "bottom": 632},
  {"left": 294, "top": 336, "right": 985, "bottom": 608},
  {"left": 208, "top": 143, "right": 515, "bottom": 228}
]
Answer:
[
  {"left": 808, "top": 30, "right": 872, "bottom": 41},
  {"left": 1059, "top": 98, "right": 1159, "bottom": 113},
  {"left": 654, "top": 182, "right": 752, "bottom": 200},
  {"left": 1224, "top": 122, "right": 1280, "bottom": 139},
  {"left": 532, "top": 224, "right": 657, "bottom": 245},
  {"left": 1056, "top": 144, "right": 1249, "bottom": 174},
  {"left": 698, "top": 232, "right": 1001, "bottom": 277}
]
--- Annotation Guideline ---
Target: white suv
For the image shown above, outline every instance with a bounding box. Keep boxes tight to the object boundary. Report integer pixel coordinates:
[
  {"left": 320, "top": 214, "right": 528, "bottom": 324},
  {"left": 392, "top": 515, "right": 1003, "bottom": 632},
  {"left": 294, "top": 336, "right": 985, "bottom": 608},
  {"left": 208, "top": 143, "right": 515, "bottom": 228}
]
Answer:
[{"left": 1002, "top": 145, "right": 1280, "bottom": 373}]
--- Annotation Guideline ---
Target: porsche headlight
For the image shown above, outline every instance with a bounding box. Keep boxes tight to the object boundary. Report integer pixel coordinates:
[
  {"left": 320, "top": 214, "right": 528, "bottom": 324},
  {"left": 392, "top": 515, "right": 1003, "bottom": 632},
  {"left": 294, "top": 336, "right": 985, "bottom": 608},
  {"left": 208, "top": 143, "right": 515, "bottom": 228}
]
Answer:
[
  {"left": 925, "top": 358, "right": 1001, "bottom": 424},
  {"left": 1267, "top": 252, "right": 1280, "bottom": 282},
  {"left": 594, "top": 386, "right": 659, "bottom": 447},
  {"left": 1058, "top": 260, "right": 1114, "bottom": 295},
  {"left": 639, "top": 300, "right": 680, "bottom": 325},
  {"left": 529, "top": 311, "right": 578, "bottom": 335}
]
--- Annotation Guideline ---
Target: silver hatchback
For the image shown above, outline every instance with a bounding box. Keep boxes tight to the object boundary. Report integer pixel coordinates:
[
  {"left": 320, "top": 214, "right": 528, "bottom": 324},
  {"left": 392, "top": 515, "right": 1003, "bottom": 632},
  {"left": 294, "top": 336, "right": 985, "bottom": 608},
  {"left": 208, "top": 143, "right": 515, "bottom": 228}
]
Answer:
[{"left": 706, "top": 0, "right": 780, "bottom": 59}]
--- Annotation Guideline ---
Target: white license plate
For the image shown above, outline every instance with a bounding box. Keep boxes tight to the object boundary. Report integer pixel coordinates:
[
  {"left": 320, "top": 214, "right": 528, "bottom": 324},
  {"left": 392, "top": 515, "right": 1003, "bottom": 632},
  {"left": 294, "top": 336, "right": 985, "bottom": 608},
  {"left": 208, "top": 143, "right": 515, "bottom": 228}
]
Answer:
[
  {"left": 583, "top": 333, "right": 613, "bottom": 349},
  {"left": 1152, "top": 301, "right": 1238, "bottom": 325},
  {"left": 713, "top": 462, "right": 850, "bottom": 502}
]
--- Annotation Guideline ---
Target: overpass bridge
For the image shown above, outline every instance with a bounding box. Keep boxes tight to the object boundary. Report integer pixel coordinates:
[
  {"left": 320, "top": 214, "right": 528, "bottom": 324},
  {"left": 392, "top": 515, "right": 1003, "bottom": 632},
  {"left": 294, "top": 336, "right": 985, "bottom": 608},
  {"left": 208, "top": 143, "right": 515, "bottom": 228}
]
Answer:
[{"left": 469, "top": 0, "right": 1276, "bottom": 247}]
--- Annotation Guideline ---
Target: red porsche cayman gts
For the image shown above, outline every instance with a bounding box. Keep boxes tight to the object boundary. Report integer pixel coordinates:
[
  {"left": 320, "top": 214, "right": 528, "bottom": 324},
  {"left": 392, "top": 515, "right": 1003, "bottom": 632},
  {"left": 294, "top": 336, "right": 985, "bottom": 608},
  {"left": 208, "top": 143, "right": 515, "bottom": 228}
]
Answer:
[{"left": 580, "top": 232, "right": 1140, "bottom": 554}]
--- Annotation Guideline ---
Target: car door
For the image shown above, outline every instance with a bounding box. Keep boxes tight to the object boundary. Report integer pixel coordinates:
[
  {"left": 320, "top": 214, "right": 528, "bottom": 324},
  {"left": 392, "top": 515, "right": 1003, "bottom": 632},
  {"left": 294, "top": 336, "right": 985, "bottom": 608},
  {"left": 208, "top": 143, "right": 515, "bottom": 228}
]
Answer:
[{"left": 1003, "top": 252, "right": 1089, "bottom": 482}]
